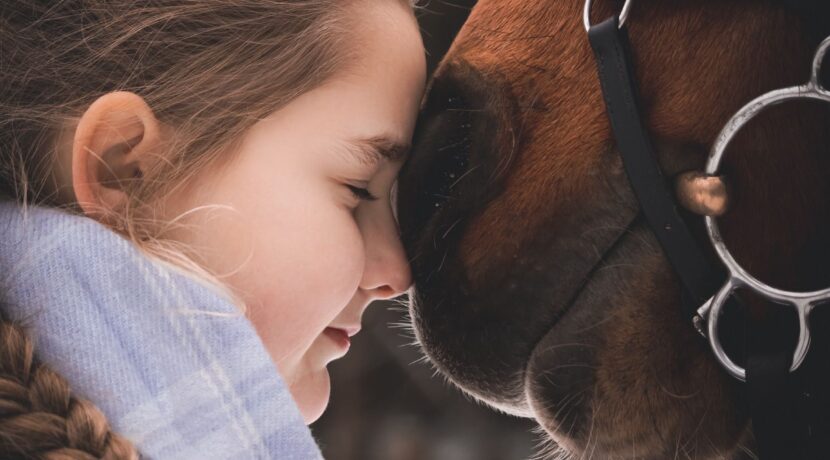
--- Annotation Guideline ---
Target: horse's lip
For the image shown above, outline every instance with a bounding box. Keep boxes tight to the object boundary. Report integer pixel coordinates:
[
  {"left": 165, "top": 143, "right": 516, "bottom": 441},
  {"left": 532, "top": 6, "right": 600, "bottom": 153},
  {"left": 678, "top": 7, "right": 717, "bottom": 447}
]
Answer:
[
  {"left": 515, "top": 217, "right": 641, "bottom": 408},
  {"left": 406, "top": 212, "right": 642, "bottom": 417}
]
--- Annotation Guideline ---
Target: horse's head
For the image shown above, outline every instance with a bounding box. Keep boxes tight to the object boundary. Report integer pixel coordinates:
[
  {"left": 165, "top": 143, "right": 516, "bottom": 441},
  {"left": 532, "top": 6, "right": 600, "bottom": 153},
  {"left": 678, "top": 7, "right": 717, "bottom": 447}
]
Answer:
[{"left": 399, "top": 0, "right": 830, "bottom": 457}]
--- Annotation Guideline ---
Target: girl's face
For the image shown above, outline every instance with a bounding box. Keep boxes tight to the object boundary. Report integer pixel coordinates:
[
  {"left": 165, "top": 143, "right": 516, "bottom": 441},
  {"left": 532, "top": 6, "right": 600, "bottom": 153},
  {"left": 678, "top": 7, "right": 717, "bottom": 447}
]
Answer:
[{"left": 163, "top": 3, "right": 425, "bottom": 423}]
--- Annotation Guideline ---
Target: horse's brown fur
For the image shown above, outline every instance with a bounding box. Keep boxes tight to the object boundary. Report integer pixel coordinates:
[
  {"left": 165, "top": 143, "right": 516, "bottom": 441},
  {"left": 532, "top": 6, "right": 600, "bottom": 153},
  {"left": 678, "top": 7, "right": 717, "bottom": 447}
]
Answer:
[{"left": 400, "top": 0, "right": 830, "bottom": 458}]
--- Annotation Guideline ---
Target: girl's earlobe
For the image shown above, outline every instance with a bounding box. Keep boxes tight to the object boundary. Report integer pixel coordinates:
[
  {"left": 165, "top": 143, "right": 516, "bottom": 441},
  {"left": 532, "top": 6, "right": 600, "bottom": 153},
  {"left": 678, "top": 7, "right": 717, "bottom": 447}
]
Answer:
[{"left": 71, "top": 91, "right": 162, "bottom": 223}]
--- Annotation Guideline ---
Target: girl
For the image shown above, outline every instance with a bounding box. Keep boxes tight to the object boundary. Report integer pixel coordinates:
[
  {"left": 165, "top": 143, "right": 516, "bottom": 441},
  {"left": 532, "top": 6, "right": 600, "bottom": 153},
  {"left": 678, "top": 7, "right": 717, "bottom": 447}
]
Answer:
[{"left": 0, "top": 0, "right": 424, "bottom": 458}]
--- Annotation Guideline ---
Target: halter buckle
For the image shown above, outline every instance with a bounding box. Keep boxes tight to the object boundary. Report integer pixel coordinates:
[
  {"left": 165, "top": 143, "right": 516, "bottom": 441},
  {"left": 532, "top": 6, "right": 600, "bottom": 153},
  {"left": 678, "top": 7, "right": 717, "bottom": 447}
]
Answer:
[{"left": 583, "top": 0, "right": 634, "bottom": 32}]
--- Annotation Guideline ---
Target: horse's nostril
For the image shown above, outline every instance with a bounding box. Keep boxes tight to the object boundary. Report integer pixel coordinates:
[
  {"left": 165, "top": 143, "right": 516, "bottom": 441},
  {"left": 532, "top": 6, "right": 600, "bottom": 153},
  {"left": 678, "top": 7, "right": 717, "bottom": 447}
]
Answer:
[
  {"left": 401, "top": 83, "right": 474, "bottom": 230},
  {"left": 420, "top": 106, "right": 471, "bottom": 209}
]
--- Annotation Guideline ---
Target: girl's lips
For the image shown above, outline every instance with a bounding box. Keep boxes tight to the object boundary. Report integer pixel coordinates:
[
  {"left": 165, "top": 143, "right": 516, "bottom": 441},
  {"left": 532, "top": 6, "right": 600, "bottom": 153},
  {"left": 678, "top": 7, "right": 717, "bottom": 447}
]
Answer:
[{"left": 323, "top": 327, "right": 351, "bottom": 351}]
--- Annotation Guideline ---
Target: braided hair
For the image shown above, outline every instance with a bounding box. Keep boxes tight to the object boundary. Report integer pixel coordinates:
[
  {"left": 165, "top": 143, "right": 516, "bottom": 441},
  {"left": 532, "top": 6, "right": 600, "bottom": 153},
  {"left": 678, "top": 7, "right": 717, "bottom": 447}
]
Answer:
[{"left": 0, "top": 313, "right": 137, "bottom": 459}]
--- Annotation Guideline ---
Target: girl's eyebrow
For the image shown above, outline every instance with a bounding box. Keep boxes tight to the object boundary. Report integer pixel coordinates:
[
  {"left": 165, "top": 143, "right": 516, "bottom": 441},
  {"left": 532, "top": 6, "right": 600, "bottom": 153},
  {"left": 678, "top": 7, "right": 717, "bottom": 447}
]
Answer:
[{"left": 345, "top": 136, "right": 410, "bottom": 166}]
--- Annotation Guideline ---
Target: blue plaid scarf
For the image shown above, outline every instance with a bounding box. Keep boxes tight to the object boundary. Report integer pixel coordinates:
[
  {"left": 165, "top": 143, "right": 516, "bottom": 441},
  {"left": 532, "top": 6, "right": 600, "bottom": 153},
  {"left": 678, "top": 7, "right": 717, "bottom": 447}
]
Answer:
[{"left": 0, "top": 202, "right": 322, "bottom": 459}]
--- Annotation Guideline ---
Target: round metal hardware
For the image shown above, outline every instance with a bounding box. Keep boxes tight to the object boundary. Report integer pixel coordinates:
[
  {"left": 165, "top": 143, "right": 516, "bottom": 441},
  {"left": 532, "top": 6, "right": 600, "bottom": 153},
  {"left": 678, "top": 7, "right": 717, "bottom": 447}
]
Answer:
[
  {"left": 584, "top": 0, "right": 633, "bottom": 32},
  {"left": 697, "top": 35, "right": 830, "bottom": 381}
]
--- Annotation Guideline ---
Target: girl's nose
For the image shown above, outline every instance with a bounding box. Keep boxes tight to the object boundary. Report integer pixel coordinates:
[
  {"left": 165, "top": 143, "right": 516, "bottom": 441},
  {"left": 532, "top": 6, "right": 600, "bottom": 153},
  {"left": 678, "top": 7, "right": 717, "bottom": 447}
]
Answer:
[
  {"left": 361, "top": 245, "right": 412, "bottom": 300},
  {"left": 359, "top": 213, "right": 413, "bottom": 300}
]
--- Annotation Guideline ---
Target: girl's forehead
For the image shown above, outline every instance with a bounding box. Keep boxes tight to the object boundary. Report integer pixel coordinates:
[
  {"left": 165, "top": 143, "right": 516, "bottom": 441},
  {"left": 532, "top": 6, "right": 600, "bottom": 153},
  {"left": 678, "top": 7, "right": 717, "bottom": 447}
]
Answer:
[
  {"left": 254, "top": 5, "right": 425, "bottom": 152},
  {"left": 345, "top": 0, "right": 425, "bottom": 76}
]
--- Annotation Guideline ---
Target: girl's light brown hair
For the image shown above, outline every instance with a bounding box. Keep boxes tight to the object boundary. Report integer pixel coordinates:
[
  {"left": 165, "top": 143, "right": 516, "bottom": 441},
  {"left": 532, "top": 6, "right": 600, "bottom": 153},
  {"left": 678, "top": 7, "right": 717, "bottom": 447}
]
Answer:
[
  {"left": 0, "top": 0, "right": 404, "bottom": 456},
  {"left": 1, "top": 0, "right": 357, "bottom": 243}
]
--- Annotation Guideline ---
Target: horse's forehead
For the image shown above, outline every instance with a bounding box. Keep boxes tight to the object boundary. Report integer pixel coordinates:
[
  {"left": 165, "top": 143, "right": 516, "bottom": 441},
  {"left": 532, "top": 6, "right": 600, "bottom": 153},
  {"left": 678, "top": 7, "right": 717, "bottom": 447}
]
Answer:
[
  {"left": 446, "top": 1, "right": 582, "bottom": 66},
  {"left": 447, "top": 1, "right": 788, "bottom": 68},
  {"left": 445, "top": 0, "right": 810, "bottom": 141}
]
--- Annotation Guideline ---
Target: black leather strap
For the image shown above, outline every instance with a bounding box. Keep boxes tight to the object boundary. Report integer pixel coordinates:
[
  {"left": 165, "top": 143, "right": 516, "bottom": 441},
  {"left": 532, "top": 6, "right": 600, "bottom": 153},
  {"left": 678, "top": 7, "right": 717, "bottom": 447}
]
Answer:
[
  {"left": 744, "top": 308, "right": 830, "bottom": 460},
  {"left": 587, "top": 18, "right": 722, "bottom": 315},
  {"left": 747, "top": 351, "right": 802, "bottom": 458}
]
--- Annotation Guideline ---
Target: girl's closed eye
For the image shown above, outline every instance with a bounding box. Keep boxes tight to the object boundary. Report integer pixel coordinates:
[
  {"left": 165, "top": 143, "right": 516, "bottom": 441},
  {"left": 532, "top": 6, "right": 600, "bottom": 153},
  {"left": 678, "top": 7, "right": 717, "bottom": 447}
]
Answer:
[
  {"left": 338, "top": 137, "right": 409, "bottom": 208},
  {"left": 346, "top": 183, "right": 378, "bottom": 202}
]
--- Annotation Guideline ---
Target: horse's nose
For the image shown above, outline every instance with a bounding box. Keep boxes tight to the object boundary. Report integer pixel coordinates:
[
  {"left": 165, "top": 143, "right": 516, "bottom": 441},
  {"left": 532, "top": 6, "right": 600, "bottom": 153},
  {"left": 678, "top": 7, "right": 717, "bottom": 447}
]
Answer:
[{"left": 400, "top": 77, "right": 474, "bottom": 229}]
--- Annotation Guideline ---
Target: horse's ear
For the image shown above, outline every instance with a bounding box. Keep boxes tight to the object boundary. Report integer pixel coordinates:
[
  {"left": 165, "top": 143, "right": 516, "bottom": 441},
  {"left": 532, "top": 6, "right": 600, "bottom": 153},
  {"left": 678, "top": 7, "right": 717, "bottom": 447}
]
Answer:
[{"left": 69, "top": 91, "right": 163, "bottom": 223}]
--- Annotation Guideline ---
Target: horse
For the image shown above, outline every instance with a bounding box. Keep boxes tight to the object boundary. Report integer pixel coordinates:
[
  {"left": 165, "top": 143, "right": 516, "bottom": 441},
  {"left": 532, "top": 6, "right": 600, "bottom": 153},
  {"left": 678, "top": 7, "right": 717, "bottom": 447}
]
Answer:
[{"left": 398, "top": 0, "right": 830, "bottom": 458}]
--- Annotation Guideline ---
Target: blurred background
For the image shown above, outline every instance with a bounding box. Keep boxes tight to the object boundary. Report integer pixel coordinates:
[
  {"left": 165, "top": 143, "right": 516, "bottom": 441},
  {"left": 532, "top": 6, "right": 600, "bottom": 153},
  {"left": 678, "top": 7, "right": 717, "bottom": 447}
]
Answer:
[{"left": 312, "top": 2, "right": 541, "bottom": 459}]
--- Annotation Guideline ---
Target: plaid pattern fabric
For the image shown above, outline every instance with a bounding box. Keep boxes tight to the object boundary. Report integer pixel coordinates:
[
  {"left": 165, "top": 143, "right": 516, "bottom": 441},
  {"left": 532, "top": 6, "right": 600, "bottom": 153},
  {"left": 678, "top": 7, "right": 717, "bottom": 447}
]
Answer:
[{"left": 0, "top": 202, "right": 322, "bottom": 459}]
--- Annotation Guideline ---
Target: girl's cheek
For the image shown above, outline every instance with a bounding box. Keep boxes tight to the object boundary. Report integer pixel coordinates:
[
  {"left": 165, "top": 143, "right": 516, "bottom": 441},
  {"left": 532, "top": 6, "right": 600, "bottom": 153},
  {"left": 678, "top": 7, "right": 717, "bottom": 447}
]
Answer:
[
  {"left": 279, "top": 198, "right": 366, "bottom": 310},
  {"left": 244, "top": 207, "right": 365, "bottom": 363},
  {"left": 322, "top": 212, "right": 367, "bottom": 299}
]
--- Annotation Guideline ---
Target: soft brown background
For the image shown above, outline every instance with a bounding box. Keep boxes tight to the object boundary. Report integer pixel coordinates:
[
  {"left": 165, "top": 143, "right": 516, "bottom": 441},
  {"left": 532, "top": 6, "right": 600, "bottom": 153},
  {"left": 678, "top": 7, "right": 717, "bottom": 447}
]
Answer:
[{"left": 312, "top": 2, "right": 539, "bottom": 459}]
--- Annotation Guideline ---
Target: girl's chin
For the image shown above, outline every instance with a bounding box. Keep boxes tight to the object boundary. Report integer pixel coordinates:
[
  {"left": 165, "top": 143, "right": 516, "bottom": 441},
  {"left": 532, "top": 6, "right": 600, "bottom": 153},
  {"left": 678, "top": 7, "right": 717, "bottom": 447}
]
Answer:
[
  {"left": 280, "top": 330, "right": 353, "bottom": 423},
  {"left": 290, "top": 366, "right": 332, "bottom": 424}
]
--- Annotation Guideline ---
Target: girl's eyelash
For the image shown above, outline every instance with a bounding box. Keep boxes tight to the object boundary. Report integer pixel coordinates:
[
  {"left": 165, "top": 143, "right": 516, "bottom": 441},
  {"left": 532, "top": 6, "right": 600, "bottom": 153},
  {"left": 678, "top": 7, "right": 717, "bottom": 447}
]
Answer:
[{"left": 346, "top": 184, "right": 378, "bottom": 201}]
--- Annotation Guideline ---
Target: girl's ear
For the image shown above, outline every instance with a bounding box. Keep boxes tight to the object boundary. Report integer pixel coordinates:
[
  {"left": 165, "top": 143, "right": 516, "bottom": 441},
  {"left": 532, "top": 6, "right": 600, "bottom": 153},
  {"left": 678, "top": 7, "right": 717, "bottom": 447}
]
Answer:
[{"left": 72, "top": 91, "right": 162, "bottom": 221}]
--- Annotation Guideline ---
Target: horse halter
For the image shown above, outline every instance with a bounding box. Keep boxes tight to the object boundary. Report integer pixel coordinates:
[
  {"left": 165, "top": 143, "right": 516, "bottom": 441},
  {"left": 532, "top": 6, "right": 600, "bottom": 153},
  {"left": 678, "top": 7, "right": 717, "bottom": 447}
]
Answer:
[
  {"left": 584, "top": 0, "right": 830, "bottom": 457},
  {"left": 583, "top": 0, "right": 830, "bottom": 381}
]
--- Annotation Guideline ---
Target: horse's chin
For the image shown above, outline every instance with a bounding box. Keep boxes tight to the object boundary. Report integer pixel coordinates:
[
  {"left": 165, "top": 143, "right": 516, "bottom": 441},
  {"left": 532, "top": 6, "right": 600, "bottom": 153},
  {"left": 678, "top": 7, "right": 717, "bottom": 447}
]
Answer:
[
  {"left": 522, "top": 227, "right": 745, "bottom": 458},
  {"left": 521, "top": 227, "right": 653, "bottom": 453}
]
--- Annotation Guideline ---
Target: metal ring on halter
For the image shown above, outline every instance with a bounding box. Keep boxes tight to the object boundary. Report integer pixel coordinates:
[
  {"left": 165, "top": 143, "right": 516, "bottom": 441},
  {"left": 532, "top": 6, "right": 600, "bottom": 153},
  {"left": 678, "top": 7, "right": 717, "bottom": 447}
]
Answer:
[
  {"left": 584, "top": 0, "right": 633, "bottom": 32},
  {"left": 696, "top": 35, "right": 830, "bottom": 382}
]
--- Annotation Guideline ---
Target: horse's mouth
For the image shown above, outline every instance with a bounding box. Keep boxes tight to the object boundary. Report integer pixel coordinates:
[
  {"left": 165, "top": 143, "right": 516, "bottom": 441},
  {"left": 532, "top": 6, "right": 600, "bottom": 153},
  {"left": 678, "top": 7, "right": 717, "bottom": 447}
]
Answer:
[
  {"left": 398, "top": 60, "right": 646, "bottom": 418},
  {"left": 400, "top": 138, "right": 645, "bottom": 416},
  {"left": 405, "top": 205, "right": 641, "bottom": 398}
]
